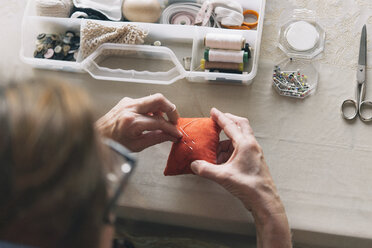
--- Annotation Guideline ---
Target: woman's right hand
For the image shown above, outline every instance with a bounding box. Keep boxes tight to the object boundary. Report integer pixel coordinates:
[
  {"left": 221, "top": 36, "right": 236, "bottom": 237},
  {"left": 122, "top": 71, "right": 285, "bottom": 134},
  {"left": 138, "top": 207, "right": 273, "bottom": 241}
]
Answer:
[
  {"left": 96, "top": 94, "right": 181, "bottom": 152},
  {"left": 191, "top": 108, "right": 292, "bottom": 248}
]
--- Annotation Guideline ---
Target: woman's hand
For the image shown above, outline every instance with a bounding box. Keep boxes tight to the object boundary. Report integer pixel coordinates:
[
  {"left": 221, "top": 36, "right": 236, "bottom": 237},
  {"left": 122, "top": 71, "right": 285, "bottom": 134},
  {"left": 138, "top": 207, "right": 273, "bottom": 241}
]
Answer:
[
  {"left": 96, "top": 94, "right": 182, "bottom": 152},
  {"left": 191, "top": 108, "right": 291, "bottom": 248}
]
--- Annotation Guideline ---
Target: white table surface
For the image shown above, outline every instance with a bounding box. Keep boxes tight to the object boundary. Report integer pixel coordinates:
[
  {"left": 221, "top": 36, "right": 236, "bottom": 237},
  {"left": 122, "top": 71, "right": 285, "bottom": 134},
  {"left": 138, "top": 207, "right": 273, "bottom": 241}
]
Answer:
[{"left": 2, "top": 0, "right": 372, "bottom": 247}]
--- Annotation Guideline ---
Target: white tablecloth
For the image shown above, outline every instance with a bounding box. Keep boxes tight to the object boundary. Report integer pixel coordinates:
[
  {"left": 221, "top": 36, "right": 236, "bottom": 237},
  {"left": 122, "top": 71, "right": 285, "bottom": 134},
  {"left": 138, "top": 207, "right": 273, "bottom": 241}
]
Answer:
[{"left": 1, "top": 0, "right": 372, "bottom": 247}]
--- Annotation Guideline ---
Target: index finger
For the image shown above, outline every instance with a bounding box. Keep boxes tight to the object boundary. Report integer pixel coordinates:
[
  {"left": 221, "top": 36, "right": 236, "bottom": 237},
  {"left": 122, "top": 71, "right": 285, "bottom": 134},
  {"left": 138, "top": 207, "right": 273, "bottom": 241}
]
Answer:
[
  {"left": 210, "top": 108, "right": 242, "bottom": 141},
  {"left": 136, "top": 93, "right": 179, "bottom": 124}
]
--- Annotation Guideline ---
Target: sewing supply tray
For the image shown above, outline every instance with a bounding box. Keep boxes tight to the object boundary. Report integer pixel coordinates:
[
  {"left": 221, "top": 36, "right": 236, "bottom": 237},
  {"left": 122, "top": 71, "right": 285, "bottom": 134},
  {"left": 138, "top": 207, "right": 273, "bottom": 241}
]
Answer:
[{"left": 20, "top": 0, "right": 266, "bottom": 85}]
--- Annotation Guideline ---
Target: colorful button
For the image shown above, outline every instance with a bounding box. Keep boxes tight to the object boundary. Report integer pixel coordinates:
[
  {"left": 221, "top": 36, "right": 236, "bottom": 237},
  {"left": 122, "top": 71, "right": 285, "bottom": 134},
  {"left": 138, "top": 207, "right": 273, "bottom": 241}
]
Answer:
[{"left": 44, "top": 48, "right": 54, "bottom": 59}]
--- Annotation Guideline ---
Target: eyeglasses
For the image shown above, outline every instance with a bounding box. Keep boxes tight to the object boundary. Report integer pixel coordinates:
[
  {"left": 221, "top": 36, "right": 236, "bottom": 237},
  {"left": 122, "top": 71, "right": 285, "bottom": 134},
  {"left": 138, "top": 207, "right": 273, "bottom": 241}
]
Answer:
[{"left": 101, "top": 138, "right": 137, "bottom": 225}]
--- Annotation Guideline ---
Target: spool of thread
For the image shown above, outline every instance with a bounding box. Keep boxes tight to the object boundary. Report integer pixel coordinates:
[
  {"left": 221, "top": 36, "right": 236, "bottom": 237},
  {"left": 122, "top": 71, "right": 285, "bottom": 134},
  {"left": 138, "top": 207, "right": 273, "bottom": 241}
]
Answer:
[
  {"left": 201, "top": 59, "right": 243, "bottom": 72},
  {"left": 204, "top": 33, "right": 245, "bottom": 50},
  {"left": 243, "top": 43, "right": 252, "bottom": 59},
  {"left": 35, "top": 0, "right": 73, "bottom": 18},
  {"left": 204, "top": 49, "right": 248, "bottom": 63}
]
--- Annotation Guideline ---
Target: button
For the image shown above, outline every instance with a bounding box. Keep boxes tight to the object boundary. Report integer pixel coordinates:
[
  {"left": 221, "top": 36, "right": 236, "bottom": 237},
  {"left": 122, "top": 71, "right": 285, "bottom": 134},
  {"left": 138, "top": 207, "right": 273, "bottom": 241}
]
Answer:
[
  {"left": 37, "top": 33, "right": 46, "bottom": 40},
  {"left": 36, "top": 44, "right": 44, "bottom": 52},
  {"left": 63, "top": 45, "right": 71, "bottom": 53},
  {"left": 51, "top": 34, "right": 59, "bottom": 41},
  {"left": 34, "top": 32, "right": 80, "bottom": 62},
  {"left": 45, "top": 37, "right": 53, "bottom": 44},
  {"left": 44, "top": 48, "right": 54, "bottom": 59},
  {"left": 54, "top": 45, "right": 62, "bottom": 53},
  {"left": 63, "top": 36, "right": 71, "bottom": 44},
  {"left": 65, "top": 31, "right": 75, "bottom": 38},
  {"left": 73, "top": 51, "right": 79, "bottom": 61}
]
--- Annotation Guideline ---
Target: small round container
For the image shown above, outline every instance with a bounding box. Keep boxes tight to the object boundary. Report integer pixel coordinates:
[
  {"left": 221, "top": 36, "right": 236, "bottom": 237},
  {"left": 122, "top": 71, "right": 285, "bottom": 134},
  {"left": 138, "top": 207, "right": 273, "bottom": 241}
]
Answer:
[
  {"left": 272, "top": 58, "right": 318, "bottom": 99},
  {"left": 278, "top": 9, "right": 325, "bottom": 60},
  {"left": 274, "top": 9, "right": 323, "bottom": 99}
]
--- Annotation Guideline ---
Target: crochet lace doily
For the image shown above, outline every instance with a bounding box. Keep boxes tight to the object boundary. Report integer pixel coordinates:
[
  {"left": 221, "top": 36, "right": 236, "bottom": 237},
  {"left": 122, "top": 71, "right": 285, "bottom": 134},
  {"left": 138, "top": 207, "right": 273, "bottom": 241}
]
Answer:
[{"left": 80, "top": 20, "right": 148, "bottom": 59}]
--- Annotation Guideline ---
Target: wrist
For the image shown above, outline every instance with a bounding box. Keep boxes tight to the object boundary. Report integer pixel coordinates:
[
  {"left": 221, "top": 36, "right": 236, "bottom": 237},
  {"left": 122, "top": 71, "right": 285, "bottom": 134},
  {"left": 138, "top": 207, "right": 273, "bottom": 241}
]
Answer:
[
  {"left": 253, "top": 210, "right": 292, "bottom": 248},
  {"left": 95, "top": 114, "right": 114, "bottom": 138},
  {"left": 242, "top": 177, "right": 286, "bottom": 220},
  {"left": 245, "top": 179, "right": 291, "bottom": 248}
]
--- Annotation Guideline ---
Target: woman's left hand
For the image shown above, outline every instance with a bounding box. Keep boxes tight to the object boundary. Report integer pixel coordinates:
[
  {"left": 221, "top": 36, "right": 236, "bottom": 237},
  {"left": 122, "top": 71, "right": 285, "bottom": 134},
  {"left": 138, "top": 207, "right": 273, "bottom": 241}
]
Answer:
[{"left": 96, "top": 94, "right": 182, "bottom": 152}]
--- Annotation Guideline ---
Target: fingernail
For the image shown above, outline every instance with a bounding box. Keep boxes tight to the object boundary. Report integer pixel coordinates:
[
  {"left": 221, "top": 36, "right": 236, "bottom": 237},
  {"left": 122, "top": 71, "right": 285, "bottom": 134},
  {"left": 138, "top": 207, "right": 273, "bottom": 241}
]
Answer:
[
  {"left": 211, "top": 108, "right": 219, "bottom": 115},
  {"left": 190, "top": 161, "right": 201, "bottom": 173},
  {"left": 171, "top": 104, "right": 176, "bottom": 112},
  {"left": 191, "top": 161, "right": 200, "bottom": 167},
  {"left": 177, "top": 130, "right": 183, "bottom": 138}
]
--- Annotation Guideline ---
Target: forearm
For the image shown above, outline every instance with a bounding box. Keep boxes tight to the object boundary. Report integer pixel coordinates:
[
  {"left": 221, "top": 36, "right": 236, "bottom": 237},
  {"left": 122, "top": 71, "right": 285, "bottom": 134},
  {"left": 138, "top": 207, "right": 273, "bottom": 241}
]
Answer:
[
  {"left": 244, "top": 178, "right": 292, "bottom": 248},
  {"left": 253, "top": 209, "right": 292, "bottom": 248}
]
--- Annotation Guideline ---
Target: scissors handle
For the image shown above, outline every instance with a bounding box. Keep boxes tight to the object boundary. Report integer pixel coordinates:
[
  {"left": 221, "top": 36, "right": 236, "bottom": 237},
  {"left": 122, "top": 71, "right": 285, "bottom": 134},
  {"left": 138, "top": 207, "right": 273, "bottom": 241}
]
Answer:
[
  {"left": 359, "top": 100, "right": 372, "bottom": 122},
  {"left": 222, "top": 9, "right": 259, "bottom": 30},
  {"left": 341, "top": 99, "right": 358, "bottom": 120}
]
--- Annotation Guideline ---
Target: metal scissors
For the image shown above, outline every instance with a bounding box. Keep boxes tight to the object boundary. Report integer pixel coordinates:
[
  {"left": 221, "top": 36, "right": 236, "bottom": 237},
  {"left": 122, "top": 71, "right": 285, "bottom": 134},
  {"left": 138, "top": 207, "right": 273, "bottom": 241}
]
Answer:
[{"left": 341, "top": 25, "right": 372, "bottom": 122}]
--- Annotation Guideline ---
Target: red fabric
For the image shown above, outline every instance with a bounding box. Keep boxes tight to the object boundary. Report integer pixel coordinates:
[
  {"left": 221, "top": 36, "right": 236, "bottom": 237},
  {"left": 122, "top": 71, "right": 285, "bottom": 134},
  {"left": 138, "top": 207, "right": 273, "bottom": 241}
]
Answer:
[{"left": 164, "top": 118, "right": 221, "bottom": 176}]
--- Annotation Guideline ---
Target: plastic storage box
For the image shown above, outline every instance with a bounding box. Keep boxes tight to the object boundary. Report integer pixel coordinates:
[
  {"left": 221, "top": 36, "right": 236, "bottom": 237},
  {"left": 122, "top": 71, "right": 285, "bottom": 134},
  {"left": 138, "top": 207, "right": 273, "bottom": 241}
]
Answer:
[{"left": 20, "top": 0, "right": 266, "bottom": 85}]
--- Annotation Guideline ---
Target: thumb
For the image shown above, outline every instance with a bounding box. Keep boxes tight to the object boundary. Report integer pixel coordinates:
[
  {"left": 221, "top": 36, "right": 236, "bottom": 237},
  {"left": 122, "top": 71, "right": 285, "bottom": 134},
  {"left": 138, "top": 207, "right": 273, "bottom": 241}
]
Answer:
[{"left": 191, "top": 160, "right": 221, "bottom": 181}]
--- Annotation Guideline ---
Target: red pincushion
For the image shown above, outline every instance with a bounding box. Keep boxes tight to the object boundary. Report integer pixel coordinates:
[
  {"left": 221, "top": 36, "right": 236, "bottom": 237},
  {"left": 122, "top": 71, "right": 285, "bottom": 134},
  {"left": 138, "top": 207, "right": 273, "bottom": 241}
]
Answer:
[{"left": 164, "top": 118, "right": 221, "bottom": 176}]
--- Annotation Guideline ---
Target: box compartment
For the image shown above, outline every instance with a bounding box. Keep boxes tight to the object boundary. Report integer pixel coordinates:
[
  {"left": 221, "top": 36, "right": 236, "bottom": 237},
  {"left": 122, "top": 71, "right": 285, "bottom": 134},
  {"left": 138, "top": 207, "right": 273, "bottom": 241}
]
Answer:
[{"left": 21, "top": 0, "right": 266, "bottom": 84}]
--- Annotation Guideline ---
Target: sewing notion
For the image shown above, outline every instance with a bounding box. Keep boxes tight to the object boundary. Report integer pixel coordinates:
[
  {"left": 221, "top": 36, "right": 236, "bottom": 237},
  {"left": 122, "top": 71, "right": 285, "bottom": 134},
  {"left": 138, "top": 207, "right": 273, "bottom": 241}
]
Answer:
[
  {"left": 35, "top": 0, "right": 73, "bottom": 18},
  {"left": 34, "top": 31, "right": 80, "bottom": 61},
  {"left": 164, "top": 118, "right": 221, "bottom": 176},
  {"left": 272, "top": 64, "right": 311, "bottom": 98},
  {"left": 80, "top": 20, "right": 147, "bottom": 59},
  {"left": 22, "top": 0, "right": 265, "bottom": 84},
  {"left": 341, "top": 25, "right": 372, "bottom": 122},
  {"left": 273, "top": 9, "right": 325, "bottom": 99},
  {"left": 201, "top": 33, "right": 251, "bottom": 74},
  {"left": 160, "top": 2, "right": 219, "bottom": 27},
  {"left": 122, "top": 0, "right": 162, "bottom": 23}
]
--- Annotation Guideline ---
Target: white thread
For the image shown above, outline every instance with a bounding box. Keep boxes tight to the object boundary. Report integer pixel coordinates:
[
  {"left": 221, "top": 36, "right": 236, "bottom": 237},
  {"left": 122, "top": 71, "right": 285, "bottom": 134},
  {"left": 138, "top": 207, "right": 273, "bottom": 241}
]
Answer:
[
  {"left": 205, "top": 33, "right": 245, "bottom": 50},
  {"left": 208, "top": 49, "right": 245, "bottom": 63},
  {"left": 35, "top": 0, "right": 73, "bottom": 18},
  {"left": 214, "top": 6, "right": 243, "bottom": 26}
]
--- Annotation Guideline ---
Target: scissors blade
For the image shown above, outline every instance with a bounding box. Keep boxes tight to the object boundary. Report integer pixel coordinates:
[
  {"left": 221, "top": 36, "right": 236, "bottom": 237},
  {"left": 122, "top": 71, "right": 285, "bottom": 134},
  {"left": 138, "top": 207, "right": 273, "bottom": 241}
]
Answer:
[
  {"left": 357, "top": 25, "right": 367, "bottom": 84},
  {"left": 359, "top": 25, "right": 367, "bottom": 66}
]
